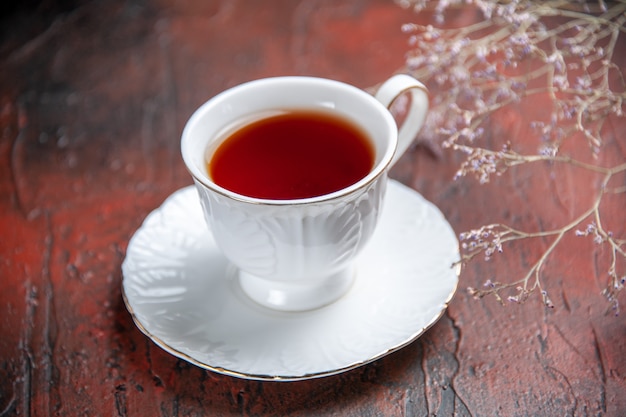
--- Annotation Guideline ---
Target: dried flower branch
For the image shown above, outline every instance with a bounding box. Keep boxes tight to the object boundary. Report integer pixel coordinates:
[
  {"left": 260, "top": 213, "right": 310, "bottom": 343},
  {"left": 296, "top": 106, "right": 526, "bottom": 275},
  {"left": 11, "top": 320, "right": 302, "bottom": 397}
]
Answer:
[
  {"left": 398, "top": 0, "right": 626, "bottom": 311},
  {"left": 463, "top": 161, "right": 626, "bottom": 311}
]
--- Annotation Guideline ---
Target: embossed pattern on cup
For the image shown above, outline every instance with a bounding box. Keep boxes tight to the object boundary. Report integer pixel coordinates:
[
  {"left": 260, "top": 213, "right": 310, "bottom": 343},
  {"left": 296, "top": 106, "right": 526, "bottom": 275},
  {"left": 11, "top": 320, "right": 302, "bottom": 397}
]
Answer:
[{"left": 194, "top": 175, "right": 386, "bottom": 281}]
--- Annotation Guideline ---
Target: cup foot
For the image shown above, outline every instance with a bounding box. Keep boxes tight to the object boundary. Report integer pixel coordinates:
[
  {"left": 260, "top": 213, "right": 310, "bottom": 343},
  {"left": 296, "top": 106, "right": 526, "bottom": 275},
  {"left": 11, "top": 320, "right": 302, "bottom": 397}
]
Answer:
[{"left": 238, "top": 267, "right": 355, "bottom": 312}]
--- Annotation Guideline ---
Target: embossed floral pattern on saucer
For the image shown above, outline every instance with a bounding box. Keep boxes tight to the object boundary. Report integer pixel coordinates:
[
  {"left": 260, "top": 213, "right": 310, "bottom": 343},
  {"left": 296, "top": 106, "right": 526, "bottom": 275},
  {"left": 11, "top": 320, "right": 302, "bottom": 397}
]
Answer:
[{"left": 122, "top": 180, "right": 459, "bottom": 381}]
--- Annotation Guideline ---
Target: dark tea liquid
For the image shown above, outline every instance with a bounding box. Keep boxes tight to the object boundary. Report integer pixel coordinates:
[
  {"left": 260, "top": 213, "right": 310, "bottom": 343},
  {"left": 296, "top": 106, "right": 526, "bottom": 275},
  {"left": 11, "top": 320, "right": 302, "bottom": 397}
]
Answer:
[{"left": 208, "top": 110, "right": 375, "bottom": 199}]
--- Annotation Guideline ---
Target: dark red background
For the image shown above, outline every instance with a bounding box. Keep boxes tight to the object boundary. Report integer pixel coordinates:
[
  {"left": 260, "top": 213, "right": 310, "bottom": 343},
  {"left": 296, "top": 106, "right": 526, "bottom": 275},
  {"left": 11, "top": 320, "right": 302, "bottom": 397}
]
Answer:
[{"left": 1, "top": 0, "right": 625, "bottom": 415}]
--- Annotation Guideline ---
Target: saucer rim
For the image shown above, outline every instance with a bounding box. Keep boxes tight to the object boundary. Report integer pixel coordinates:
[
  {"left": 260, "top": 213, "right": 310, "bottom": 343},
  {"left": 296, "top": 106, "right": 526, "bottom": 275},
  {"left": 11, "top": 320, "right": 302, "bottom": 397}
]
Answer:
[
  {"left": 121, "top": 181, "right": 460, "bottom": 382},
  {"left": 121, "top": 278, "right": 458, "bottom": 382}
]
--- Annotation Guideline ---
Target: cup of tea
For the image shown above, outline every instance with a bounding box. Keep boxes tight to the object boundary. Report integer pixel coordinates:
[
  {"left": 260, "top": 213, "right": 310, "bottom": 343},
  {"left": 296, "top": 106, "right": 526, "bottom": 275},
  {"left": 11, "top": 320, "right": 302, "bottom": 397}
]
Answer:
[{"left": 181, "top": 75, "right": 428, "bottom": 311}]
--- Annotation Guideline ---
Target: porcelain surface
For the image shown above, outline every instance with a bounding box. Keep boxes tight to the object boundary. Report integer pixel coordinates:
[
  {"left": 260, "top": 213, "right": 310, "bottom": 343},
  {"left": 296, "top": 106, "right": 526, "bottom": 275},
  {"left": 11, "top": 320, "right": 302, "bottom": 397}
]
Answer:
[
  {"left": 180, "top": 76, "right": 428, "bottom": 312},
  {"left": 122, "top": 180, "right": 459, "bottom": 381},
  {"left": 194, "top": 174, "right": 385, "bottom": 282}
]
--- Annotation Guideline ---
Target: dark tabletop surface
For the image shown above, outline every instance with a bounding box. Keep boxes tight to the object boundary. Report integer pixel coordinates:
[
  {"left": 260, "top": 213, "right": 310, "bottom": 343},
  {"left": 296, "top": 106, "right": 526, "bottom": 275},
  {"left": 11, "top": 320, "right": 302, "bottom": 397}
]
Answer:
[{"left": 1, "top": 0, "right": 625, "bottom": 415}]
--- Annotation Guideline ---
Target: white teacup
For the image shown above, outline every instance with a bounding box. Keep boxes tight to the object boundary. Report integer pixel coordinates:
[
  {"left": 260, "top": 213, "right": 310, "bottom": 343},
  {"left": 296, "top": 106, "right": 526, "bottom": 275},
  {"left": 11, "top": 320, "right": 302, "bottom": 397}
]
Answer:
[{"left": 181, "top": 75, "right": 428, "bottom": 311}]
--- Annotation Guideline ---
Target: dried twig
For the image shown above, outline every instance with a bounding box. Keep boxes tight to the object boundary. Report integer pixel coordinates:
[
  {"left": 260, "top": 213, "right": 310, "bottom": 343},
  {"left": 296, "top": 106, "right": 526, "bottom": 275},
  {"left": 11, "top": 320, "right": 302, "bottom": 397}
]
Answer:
[{"left": 399, "top": 0, "right": 626, "bottom": 311}]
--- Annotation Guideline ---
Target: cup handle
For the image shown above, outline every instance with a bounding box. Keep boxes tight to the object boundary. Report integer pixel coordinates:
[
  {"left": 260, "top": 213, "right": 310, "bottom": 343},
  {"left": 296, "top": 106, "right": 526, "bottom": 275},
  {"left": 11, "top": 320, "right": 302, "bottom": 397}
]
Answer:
[{"left": 374, "top": 74, "right": 429, "bottom": 167}]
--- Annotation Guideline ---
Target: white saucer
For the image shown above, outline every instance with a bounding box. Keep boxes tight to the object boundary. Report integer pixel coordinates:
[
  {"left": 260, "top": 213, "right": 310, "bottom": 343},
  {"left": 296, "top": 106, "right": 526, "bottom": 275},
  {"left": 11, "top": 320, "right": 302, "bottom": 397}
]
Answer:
[{"left": 122, "top": 180, "right": 459, "bottom": 381}]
